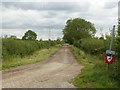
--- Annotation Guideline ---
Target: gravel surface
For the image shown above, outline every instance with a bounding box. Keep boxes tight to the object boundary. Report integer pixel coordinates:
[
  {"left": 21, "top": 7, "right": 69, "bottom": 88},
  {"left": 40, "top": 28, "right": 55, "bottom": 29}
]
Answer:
[
  {"left": 0, "top": 71, "right": 2, "bottom": 89},
  {"left": 2, "top": 45, "right": 83, "bottom": 88}
]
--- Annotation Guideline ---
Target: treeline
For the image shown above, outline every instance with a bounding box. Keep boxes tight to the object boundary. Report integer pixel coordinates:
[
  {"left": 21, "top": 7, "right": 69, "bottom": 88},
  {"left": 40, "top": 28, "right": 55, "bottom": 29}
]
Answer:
[{"left": 2, "top": 30, "right": 63, "bottom": 60}]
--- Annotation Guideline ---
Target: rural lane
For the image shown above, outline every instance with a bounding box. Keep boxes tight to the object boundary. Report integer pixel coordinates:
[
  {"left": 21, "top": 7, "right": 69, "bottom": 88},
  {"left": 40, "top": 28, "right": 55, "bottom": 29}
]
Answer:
[{"left": 2, "top": 45, "right": 83, "bottom": 88}]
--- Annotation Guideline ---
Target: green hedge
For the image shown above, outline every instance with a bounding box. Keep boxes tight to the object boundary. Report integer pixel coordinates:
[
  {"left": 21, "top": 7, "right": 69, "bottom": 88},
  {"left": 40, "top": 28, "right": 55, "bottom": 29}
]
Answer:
[
  {"left": 74, "top": 38, "right": 106, "bottom": 55},
  {"left": 74, "top": 37, "right": 117, "bottom": 55},
  {"left": 2, "top": 38, "right": 62, "bottom": 60}
]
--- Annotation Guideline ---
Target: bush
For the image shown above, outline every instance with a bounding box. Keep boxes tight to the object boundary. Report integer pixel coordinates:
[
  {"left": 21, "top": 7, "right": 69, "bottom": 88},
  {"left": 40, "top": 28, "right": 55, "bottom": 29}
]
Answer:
[
  {"left": 2, "top": 38, "right": 63, "bottom": 60},
  {"left": 74, "top": 38, "right": 106, "bottom": 55},
  {"left": 73, "top": 40, "right": 81, "bottom": 48},
  {"left": 2, "top": 38, "right": 39, "bottom": 59}
]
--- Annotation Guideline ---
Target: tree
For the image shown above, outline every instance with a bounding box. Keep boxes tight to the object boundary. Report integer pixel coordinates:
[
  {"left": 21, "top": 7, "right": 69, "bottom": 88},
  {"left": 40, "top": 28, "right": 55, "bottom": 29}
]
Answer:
[
  {"left": 22, "top": 30, "right": 37, "bottom": 40},
  {"left": 63, "top": 18, "right": 96, "bottom": 44}
]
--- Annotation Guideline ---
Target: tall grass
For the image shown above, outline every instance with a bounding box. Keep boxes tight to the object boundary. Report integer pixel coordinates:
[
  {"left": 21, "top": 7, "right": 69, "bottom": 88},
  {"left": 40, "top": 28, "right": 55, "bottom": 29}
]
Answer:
[
  {"left": 3, "top": 45, "right": 61, "bottom": 70},
  {"left": 2, "top": 38, "right": 63, "bottom": 69},
  {"left": 71, "top": 46, "right": 119, "bottom": 88}
]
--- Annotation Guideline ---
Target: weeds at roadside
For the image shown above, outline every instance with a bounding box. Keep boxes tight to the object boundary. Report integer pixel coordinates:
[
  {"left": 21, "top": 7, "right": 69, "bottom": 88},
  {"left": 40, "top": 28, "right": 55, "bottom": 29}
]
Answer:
[
  {"left": 71, "top": 46, "right": 119, "bottom": 88},
  {"left": 2, "top": 45, "right": 61, "bottom": 70}
]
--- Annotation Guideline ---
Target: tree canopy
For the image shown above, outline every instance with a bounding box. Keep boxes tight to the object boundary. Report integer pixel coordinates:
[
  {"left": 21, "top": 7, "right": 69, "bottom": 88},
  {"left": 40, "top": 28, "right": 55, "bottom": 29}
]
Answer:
[
  {"left": 22, "top": 30, "right": 37, "bottom": 40},
  {"left": 63, "top": 18, "right": 96, "bottom": 44}
]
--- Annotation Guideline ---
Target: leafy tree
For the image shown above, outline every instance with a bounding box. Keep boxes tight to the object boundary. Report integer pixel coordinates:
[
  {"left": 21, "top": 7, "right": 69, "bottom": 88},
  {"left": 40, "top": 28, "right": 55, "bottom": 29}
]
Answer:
[
  {"left": 63, "top": 18, "right": 96, "bottom": 44},
  {"left": 22, "top": 30, "right": 37, "bottom": 40}
]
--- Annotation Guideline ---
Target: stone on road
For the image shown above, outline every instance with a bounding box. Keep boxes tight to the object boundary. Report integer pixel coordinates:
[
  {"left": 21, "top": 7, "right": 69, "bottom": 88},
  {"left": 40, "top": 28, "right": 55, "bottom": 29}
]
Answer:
[{"left": 2, "top": 45, "right": 83, "bottom": 88}]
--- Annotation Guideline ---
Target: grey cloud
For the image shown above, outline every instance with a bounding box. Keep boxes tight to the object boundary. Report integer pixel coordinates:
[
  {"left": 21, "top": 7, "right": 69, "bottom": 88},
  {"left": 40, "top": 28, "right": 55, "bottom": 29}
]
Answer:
[
  {"left": 2, "top": 2, "right": 90, "bottom": 12},
  {"left": 43, "top": 12, "right": 58, "bottom": 18},
  {"left": 1, "top": 1, "right": 118, "bottom": 40},
  {"left": 2, "top": 2, "right": 90, "bottom": 29},
  {"left": 2, "top": 20, "right": 65, "bottom": 29},
  {"left": 104, "top": 2, "right": 117, "bottom": 9}
]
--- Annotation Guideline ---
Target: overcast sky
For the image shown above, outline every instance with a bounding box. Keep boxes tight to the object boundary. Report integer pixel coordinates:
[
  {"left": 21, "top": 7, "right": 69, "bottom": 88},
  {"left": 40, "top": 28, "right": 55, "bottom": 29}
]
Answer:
[{"left": 1, "top": 0, "right": 119, "bottom": 40}]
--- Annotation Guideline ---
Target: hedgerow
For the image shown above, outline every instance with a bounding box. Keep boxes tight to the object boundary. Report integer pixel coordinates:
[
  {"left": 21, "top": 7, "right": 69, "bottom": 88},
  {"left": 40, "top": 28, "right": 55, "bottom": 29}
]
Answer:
[{"left": 2, "top": 38, "right": 63, "bottom": 60}]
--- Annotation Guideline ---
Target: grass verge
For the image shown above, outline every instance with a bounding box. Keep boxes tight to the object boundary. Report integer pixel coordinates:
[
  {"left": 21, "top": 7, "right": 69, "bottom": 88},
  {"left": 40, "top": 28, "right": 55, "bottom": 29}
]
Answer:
[
  {"left": 2, "top": 45, "right": 61, "bottom": 70},
  {"left": 71, "top": 46, "right": 119, "bottom": 88}
]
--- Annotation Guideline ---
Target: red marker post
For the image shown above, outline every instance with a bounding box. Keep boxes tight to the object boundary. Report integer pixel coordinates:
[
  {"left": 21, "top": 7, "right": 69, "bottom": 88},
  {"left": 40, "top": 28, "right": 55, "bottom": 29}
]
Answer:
[
  {"left": 105, "top": 25, "right": 115, "bottom": 69},
  {"left": 105, "top": 50, "right": 115, "bottom": 64}
]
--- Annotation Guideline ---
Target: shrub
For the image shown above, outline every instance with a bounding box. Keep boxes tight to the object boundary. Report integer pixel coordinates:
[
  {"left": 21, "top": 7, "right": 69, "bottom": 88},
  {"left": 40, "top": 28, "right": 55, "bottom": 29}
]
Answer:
[
  {"left": 2, "top": 38, "right": 63, "bottom": 60},
  {"left": 74, "top": 38, "right": 106, "bottom": 55}
]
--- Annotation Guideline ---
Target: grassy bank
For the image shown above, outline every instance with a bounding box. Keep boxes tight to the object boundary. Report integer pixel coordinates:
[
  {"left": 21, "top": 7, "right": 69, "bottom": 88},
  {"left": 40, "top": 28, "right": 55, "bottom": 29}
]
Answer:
[
  {"left": 3, "top": 45, "right": 61, "bottom": 70},
  {"left": 71, "top": 46, "right": 119, "bottom": 88}
]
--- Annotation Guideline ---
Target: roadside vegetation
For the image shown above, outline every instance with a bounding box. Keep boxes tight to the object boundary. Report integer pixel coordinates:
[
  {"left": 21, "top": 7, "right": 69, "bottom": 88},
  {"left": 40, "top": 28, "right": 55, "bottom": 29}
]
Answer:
[
  {"left": 2, "top": 38, "right": 62, "bottom": 60},
  {"left": 63, "top": 18, "right": 120, "bottom": 88},
  {"left": 2, "top": 30, "right": 63, "bottom": 70},
  {"left": 3, "top": 46, "right": 60, "bottom": 70},
  {"left": 71, "top": 46, "right": 120, "bottom": 88}
]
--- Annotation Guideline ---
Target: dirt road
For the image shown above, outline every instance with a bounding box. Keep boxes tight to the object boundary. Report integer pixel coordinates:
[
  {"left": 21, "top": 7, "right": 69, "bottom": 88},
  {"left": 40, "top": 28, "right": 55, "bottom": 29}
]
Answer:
[{"left": 2, "top": 45, "right": 83, "bottom": 88}]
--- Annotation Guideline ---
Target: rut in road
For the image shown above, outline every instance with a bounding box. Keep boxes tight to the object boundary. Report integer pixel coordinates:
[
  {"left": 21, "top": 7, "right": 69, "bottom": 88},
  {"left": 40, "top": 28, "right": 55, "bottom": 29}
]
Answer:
[{"left": 2, "top": 45, "right": 83, "bottom": 88}]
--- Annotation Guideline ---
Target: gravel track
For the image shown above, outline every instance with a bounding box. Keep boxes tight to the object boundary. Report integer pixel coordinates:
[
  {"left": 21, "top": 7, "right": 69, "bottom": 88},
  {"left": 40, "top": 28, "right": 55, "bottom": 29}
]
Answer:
[{"left": 2, "top": 45, "right": 83, "bottom": 88}]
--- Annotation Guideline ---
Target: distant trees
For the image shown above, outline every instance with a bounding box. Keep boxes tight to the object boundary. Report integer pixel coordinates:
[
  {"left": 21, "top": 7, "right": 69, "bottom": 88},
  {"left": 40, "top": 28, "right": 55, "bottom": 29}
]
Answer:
[
  {"left": 2, "top": 35, "right": 17, "bottom": 39},
  {"left": 10, "top": 35, "right": 17, "bottom": 39},
  {"left": 22, "top": 30, "right": 37, "bottom": 40},
  {"left": 63, "top": 18, "right": 96, "bottom": 44}
]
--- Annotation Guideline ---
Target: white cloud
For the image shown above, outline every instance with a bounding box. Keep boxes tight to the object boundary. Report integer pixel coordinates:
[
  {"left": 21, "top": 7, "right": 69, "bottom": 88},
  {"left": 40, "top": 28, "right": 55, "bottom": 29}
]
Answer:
[
  {"left": 118, "top": 1, "right": 120, "bottom": 17},
  {"left": 1, "top": 0, "right": 119, "bottom": 39}
]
